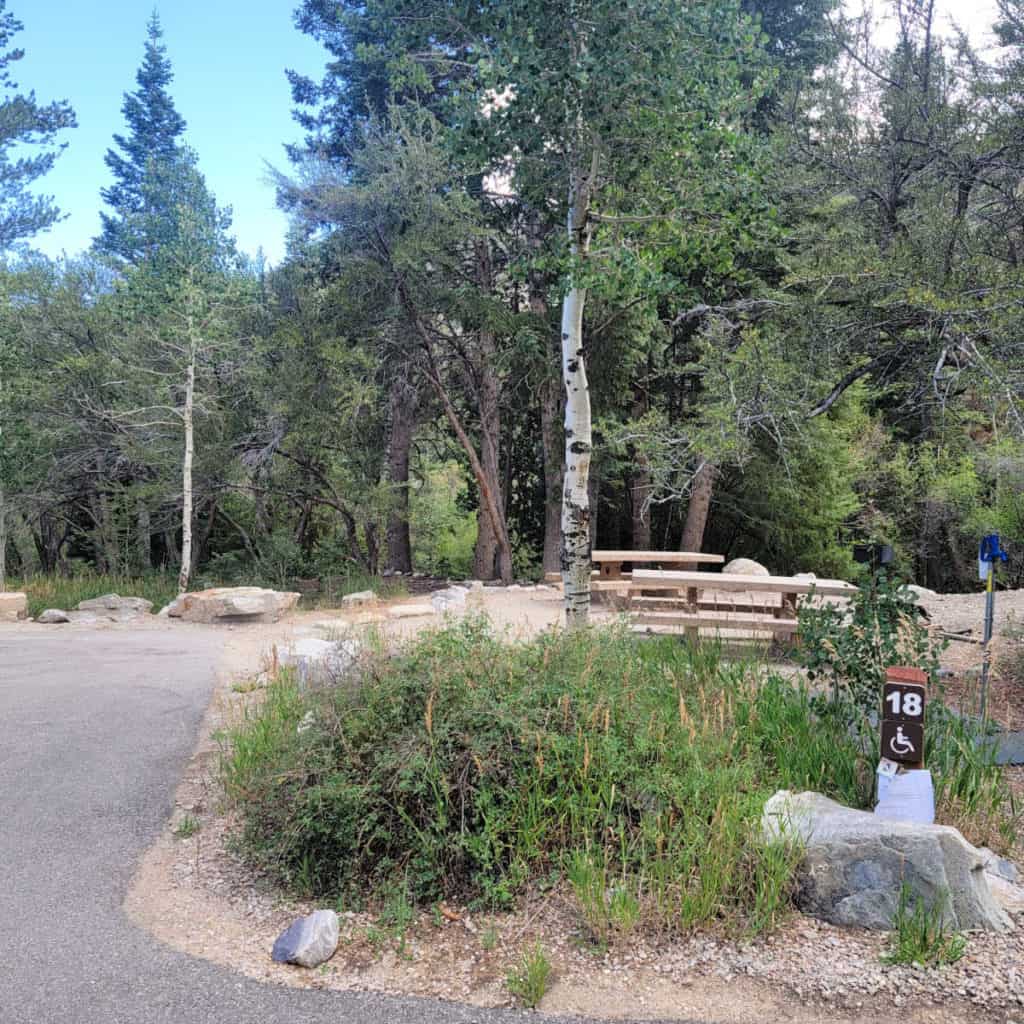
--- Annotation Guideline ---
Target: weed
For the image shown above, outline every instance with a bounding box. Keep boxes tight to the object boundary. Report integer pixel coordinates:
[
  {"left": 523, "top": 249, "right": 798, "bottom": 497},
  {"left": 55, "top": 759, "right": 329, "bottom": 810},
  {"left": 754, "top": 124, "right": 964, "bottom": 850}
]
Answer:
[
  {"left": 506, "top": 943, "right": 552, "bottom": 1008},
  {"left": 231, "top": 679, "right": 260, "bottom": 694},
  {"left": 173, "top": 814, "right": 201, "bottom": 839},
  {"left": 480, "top": 925, "right": 499, "bottom": 951},
  {"left": 882, "top": 884, "right": 967, "bottom": 967}
]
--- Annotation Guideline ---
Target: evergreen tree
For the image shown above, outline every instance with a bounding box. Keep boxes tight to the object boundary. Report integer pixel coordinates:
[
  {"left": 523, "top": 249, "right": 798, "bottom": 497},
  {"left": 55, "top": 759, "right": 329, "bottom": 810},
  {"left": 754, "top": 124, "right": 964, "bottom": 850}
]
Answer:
[
  {"left": 97, "top": 12, "right": 188, "bottom": 262},
  {"left": 0, "top": 0, "right": 76, "bottom": 252}
]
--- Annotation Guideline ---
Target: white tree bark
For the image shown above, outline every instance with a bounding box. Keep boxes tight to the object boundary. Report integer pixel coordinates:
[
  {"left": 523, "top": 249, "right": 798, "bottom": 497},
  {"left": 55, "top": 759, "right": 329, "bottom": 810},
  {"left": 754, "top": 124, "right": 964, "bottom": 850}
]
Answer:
[
  {"left": 560, "top": 153, "right": 596, "bottom": 627},
  {"left": 178, "top": 346, "right": 196, "bottom": 594}
]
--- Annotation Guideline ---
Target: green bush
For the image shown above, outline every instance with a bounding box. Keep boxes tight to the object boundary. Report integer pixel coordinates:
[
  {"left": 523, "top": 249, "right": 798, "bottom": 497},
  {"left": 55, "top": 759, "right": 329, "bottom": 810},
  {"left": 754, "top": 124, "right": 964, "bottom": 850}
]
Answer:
[
  {"left": 797, "top": 573, "right": 944, "bottom": 719},
  {"left": 222, "top": 621, "right": 883, "bottom": 936}
]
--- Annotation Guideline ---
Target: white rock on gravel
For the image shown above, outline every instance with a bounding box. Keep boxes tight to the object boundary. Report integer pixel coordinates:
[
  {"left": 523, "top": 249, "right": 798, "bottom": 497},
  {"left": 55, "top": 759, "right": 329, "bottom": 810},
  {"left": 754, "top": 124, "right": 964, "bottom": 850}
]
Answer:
[
  {"left": 279, "top": 637, "right": 360, "bottom": 687},
  {"left": 341, "top": 590, "right": 376, "bottom": 606},
  {"left": 271, "top": 909, "right": 339, "bottom": 967},
  {"left": 431, "top": 586, "right": 469, "bottom": 614},
  {"left": 36, "top": 608, "right": 70, "bottom": 624},
  {"left": 763, "top": 790, "right": 1013, "bottom": 932},
  {"left": 387, "top": 604, "right": 434, "bottom": 619}
]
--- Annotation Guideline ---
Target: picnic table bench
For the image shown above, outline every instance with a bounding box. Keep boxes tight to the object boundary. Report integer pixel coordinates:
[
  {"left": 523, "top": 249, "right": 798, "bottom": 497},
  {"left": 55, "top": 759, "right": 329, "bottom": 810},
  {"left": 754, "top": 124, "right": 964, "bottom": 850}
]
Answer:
[{"left": 620, "top": 569, "right": 858, "bottom": 642}]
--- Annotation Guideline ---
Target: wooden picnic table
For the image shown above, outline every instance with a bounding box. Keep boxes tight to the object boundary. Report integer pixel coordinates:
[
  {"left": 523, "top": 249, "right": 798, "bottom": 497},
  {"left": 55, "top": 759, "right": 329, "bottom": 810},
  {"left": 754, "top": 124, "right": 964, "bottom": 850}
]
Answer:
[
  {"left": 620, "top": 569, "right": 858, "bottom": 642},
  {"left": 591, "top": 550, "right": 725, "bottom": 579}
]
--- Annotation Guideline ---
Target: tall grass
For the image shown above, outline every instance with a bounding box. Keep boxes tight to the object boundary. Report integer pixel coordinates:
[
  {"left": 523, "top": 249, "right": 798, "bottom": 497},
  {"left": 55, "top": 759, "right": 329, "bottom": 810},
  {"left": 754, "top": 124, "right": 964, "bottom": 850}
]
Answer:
[
  {"left": 11, "top": 573, "right": 180, "bottom": 617},
  {"left": 221, "top": 620, "right": 895, "bottom": 937}
]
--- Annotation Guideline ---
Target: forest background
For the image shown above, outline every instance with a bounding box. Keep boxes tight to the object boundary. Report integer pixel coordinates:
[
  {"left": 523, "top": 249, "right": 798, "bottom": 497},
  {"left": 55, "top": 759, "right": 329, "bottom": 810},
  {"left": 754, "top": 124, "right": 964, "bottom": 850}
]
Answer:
[{"left": 4, "top": 0, "right": 1024, "bottom": 598}]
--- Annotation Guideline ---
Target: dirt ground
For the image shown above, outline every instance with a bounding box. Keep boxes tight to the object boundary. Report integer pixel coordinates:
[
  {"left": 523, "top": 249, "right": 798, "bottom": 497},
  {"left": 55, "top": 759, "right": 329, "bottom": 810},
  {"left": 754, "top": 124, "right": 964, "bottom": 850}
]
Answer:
[{"left": 103, "top": 584, "right": 1024, "bottom": 1023}]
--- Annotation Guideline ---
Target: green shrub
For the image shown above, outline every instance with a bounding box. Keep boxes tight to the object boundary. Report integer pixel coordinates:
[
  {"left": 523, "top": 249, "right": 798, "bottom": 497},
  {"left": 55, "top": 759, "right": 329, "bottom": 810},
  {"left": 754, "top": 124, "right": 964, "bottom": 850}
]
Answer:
[
  {"left": 798, "top": 574, "right": 944, "bottom": 720},
  {"left": 222, "top": 621, "right": 889, "bottom": 936},
  {"left": 882, "top": 884, "right": 966, "bottom": 967}
]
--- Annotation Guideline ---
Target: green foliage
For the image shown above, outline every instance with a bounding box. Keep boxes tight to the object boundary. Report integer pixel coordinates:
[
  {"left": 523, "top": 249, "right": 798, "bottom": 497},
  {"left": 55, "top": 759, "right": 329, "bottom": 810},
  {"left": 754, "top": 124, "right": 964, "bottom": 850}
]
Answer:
[
  {"left": 409, "top": 462, "right": 478, "bottom": 579},
  {"left": 797, "top": 574, "right": 944, "bottom": 718},
  {"left": 0, "top": 0, "right": 76, "bottom": 251},
  {"left": 881, "top": 885, "right": 966, "bottom": 968},
  {"left": 13, "top": 572, "right": 179, "bottom": 618},
  {"left": 98, "top": 13, "right": 189, "bottom": 262},
  {"left": 506, "top": 943, "right": 552, "bottom": 1008},
  {"left": 173, "top": 813, "right": 201, "bottom": 839},
  {"left": 223, "top": 621, "right": 881, "bottom": 936}
]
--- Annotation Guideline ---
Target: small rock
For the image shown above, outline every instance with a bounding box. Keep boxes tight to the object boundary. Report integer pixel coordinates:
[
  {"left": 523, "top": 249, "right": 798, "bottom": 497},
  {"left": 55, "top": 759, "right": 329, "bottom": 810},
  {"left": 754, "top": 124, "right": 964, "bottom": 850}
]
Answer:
[
  {"left": 341, "top": 590, "right": 376, "bottom": 607},
  {"left": 37, "top": 608, "right": 70, "bottom": 624},
  {"left": 387, "top": 604, "right": 434, "bottom": 619},
  {"left": 271, "top": 910, "right": 339, "bottom": 967}
]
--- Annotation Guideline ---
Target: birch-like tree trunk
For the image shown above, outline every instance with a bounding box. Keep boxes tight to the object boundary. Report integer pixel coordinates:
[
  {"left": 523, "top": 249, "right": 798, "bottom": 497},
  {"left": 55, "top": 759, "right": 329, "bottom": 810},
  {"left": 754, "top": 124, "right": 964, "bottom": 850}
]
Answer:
[
  {"left": 560, "top": 156, "right": 595, "bottom": 626},
  {"left": 178, "top": 344, "right": 196, "bottom": 593}
]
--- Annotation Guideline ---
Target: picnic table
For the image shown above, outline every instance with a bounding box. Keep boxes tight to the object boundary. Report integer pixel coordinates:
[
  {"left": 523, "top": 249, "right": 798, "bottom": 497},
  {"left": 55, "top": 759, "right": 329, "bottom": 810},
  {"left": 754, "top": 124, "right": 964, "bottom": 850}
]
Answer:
[
  {"left": 618, "top": 569, "right": 858, "bottom": 642},
  {"left": 591, "top": 550, "right": 725, "bottom": 579}
]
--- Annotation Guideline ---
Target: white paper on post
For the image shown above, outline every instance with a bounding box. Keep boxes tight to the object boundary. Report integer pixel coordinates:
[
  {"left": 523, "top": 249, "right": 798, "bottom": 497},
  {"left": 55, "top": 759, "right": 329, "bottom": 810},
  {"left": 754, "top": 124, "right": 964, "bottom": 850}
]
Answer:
[{"left": 875, "top": 768, "right": 935, "bottom": 825}]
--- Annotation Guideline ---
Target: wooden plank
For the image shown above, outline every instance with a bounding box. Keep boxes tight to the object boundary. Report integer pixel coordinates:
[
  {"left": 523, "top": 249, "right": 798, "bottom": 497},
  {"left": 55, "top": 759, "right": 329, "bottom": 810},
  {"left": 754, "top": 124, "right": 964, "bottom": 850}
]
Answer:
[
  {"left": 630, "top": 569, "right": 857, "bottom": 598},
  {"left": 592, "top": 550, "right": 725, "bottom": 564},
  {"left": 633, "top": 611, "right": 795, "bottom": 629}
]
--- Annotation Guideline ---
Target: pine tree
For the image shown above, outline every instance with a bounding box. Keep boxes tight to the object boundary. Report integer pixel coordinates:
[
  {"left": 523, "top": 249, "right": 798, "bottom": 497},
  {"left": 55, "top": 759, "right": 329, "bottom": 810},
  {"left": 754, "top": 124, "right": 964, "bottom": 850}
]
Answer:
[
  {"left": 97, "top": 13, "right": 187, "bottom": 262},
  {"left": 0, "top": 0, "right": 76, "bottom": 252}
]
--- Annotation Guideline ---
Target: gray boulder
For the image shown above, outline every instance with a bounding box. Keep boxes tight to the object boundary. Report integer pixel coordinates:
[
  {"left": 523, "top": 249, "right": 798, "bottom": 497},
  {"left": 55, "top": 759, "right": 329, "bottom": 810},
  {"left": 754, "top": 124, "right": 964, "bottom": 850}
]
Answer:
[
  {"left": 271, "top": 909, "right": 339, "bottom": 968},
  {"left": 722, "top": 558, "right": 770, "bottom": 577},
  {"left": 37, "top": 608, "right": 70, "bottom": 624},
  {"left": 76, "top": 594, "right": 153, "bottom": 620},
  {"left": 341, "top": 589, "right": 376, "bottom": 607},
  {"left": 279, "top": 637, "right": 359, "bottom": 687},
  {"left": 762, "top": 790, "right": 1012, "bottom": 932},
  {"left": 174, "top": 587, "right": 300, "bottom": 624},
  {"left": 431, "top": 585, "right": 469, "bottom": 614}
]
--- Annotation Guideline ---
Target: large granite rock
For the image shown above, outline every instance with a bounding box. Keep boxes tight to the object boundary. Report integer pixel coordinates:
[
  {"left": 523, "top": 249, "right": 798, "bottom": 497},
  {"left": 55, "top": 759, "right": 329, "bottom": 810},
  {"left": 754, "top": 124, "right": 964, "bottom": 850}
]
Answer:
[
  {"left": 37, "top": 608, "right": 70, "bottom": 624},
  {"left": 75, "top": 594, "right": 153, "bottom": 620},
  {"left": 762, "top": 790, "right": 1012, "bottom": 932},
  {"left": 271, "top": 909, "right": 339, "bottom": 968},
  {"left": 0, "top": 592, "right": 28, "bottom": 621},
  {"left": 174, "top": 587, "right": 300, "bottom": 624},
  {"left": 722, "top": 558, "right": 770, "bottom": 576}
]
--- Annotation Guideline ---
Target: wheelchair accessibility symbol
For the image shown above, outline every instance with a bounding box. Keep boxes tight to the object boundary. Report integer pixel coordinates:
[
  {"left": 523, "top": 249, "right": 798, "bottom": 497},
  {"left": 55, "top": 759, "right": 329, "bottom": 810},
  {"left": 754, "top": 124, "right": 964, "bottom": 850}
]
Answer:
[
  {"left": 880, "top": 719, "right": 924, "bottom": 765},
  {"left": 889, "top": 725, "right": 915, "bottom": 756}
]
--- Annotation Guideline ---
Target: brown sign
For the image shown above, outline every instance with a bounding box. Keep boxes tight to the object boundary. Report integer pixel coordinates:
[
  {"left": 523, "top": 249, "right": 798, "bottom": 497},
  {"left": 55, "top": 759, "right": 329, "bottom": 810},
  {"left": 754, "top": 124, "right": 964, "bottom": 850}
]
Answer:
[
  {"left": 882, "top": 666, "right": 928, "bottom": 767},
  {"left": 881, "top": 719, "right": 924, "bottom": 765},
  {"left": 882, "top": 681, "right": 926, "bottom": 723}
]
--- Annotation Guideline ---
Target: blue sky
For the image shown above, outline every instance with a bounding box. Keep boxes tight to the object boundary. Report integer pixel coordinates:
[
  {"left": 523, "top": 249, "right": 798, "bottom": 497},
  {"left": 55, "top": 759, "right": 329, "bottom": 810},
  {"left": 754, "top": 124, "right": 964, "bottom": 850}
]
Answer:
[{"left": 20, "top": 1, "right": 326, "bottom": 264}]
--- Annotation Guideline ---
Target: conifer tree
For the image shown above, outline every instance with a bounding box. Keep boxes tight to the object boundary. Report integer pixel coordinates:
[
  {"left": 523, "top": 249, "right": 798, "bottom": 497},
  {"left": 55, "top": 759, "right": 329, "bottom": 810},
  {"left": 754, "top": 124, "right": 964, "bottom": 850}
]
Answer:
[
  {"left": 0, "top": 0, "right": 75, "bottom": 251},
  {"left": 97, "top": 13, "right": 188, "bottom": 262}
]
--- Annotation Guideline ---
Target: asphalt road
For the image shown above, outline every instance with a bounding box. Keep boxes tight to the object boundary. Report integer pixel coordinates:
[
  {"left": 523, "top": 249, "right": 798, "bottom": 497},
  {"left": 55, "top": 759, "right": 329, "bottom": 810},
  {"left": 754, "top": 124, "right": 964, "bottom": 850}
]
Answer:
[{"left": 0, "top": 625, "right": 693, "bottom": 1024}]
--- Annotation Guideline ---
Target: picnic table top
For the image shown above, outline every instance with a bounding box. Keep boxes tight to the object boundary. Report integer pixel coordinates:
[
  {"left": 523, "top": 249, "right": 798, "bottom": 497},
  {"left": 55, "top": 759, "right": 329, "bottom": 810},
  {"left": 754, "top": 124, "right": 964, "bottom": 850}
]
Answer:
[
  {"left": 591, "top": 550, "right": 725, "bottom": 564},
  {"left": 630, "top": 568, "right": 857, "bottom": 597}
]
